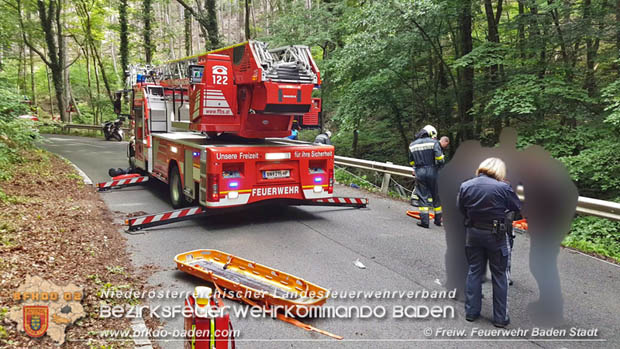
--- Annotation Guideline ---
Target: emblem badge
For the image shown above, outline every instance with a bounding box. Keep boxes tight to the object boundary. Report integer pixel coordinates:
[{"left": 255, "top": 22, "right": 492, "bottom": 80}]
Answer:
[{"left": 23, "top": 306, "right": 48, "bottom": 338}]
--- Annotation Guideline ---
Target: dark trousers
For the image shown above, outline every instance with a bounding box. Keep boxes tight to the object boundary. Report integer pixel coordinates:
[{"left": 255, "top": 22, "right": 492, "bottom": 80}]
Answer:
[
  {"left": 414, "top": 166, "right": 440, "bottom": 225},
  {"left": 465, "top": 228, "right": 510, "bottom": 325}
]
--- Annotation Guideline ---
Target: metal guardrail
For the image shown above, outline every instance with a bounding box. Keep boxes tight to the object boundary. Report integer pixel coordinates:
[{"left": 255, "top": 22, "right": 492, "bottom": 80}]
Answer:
[
  {"left": 41, "top": 122, "right": 131, "bottom": 134},
  {"left": 334, "top": 155, "right": 620, "bottom": 221}
]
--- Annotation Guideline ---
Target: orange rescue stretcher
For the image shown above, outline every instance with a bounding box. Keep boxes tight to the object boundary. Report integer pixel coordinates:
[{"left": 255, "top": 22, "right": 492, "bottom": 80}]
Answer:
[
  {"left": 406, "top": 210, "right": 435, "bottom": 220},
  {"left": 175, "top": 249, "right": 342, "bottom": 340}
]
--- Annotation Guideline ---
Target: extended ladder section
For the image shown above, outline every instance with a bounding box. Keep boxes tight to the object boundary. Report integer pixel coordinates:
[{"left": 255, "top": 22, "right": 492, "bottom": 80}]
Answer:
[
  {"left": 264, "top": 45, "right": 318, "bottom": 84},
  {"left": 131, "top": 41, "right": 321, "bottom": 138}
]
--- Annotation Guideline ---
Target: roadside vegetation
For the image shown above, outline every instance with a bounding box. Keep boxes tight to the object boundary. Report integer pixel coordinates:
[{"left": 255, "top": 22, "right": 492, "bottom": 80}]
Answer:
[{"left": 0, "top": 83, "right": 153, "bottom": 347}]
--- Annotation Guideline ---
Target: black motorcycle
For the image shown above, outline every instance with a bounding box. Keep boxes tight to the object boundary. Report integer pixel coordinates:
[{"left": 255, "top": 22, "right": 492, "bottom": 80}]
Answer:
[{"left": 103, "top": 116, "right": 125, "bottom": 141}]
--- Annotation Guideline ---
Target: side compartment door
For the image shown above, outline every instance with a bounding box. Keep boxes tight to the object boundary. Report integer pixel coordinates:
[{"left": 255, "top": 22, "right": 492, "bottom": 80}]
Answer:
[{"left": 184, "top": 149, "right": 194, "bottom": 199}]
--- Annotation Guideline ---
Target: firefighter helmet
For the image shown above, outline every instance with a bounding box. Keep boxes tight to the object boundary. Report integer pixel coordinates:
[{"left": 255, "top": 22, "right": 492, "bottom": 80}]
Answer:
[{"left": 423, "top": 125, "right": 438, "bottom": 139}]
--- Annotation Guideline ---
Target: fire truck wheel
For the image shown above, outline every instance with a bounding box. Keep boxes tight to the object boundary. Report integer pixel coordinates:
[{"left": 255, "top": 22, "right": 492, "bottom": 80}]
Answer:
[{"left": 169, "top": 165, "right": 188, "bottom": 208}]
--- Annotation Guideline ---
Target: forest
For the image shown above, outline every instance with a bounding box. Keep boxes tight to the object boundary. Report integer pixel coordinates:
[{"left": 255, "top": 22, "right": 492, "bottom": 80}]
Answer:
[{"left": 0, "top": 1, "right": 619, "bottom": 256}]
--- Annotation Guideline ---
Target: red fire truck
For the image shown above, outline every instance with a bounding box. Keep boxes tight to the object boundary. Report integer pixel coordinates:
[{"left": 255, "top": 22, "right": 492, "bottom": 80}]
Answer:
[{"left": 103, "top": 41, "right": 366, "bottom": 231}]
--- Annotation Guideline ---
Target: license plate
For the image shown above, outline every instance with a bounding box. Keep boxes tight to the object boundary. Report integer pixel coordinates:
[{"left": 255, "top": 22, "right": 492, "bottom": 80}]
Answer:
[{"left": 263, "top": 170, "right": 290, "bottom": 179}]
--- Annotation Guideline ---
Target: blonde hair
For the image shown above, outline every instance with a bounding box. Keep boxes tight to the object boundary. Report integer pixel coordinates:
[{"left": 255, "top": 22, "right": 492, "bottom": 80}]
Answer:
[{"left": 476, "top": 157, "right": 507, "bottom": 181}]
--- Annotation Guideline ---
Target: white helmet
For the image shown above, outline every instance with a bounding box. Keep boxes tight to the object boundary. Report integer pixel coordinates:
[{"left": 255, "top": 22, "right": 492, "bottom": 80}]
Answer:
[
  {"left": 325, "top": 130, "right": 332, "bottom": 138},
  {"left": 423, "top": 125, "right": 437, "bottom": 139}
]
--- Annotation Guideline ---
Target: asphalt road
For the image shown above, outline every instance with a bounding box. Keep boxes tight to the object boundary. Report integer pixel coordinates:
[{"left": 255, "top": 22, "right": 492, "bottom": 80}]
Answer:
[{"left": 41, "top": 134, "right": 619, "bottom": 348}]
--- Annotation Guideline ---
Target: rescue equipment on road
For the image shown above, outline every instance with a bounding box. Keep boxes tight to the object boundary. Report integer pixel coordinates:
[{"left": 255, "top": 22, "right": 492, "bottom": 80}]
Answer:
[
  {"left": 184, "top": 286, "right": 236, "bottom": 348},
  {"left": 511, "top": 219, "right": 528, "bottom": 234},
  {"left": 406, "top": 210, "right": 436, "bottom": 221},
  {"left": 175, "top": 249, "right": 342, "bottom": 340}
]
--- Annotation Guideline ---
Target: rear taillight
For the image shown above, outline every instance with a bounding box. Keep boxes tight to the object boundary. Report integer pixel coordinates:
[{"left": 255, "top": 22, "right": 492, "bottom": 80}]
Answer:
[
  {"left": 207, "top": 174, "right": 220, "bottom": 202},
  {"left": 328, "top": 169, "right": 334, "bottom": 194}
]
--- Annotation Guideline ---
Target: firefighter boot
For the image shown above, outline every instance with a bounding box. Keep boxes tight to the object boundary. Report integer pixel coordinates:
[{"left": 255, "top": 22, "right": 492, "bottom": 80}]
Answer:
[
  {"left": 417, "top": 211, "right": 430, "bottom": 228},
  {"left": 434, "top": 212, "right": 442, "bottom": 227}
]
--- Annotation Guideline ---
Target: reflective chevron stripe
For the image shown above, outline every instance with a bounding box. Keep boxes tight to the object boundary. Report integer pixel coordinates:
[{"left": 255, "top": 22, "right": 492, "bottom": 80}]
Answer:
[
  {"left": 97, "top": 176, "right": 149, "bottom": 189},
  {"left": 313, "top": 197, "right": 368, "bottom": 205},
  {"left": 126, "top": 206, "right": 204, "bottom": 227}
]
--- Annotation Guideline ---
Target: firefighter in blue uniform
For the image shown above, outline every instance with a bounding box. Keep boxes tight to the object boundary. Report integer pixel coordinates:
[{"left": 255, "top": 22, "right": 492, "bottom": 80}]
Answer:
[
  {"left": 409, "top": 125, "right": 444, "bottom": 228},
  {"left": 457, "top": 157, "right": 521, "bottom": 327}
]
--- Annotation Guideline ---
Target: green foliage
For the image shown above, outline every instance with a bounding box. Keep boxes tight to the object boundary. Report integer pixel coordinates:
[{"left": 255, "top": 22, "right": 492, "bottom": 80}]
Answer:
[
  {"left": 602, "top": 79, "right": 620, "bottom": 131},
  {"left": 0, "top": 88, "right": 30, "bottom": 119},
  {"left": 453, "top": 42, "right": 510, "bottom": 70},
  {"left": 518, "top": 121, "right": 620, "bottom": 199},
  {"left": 486, "top": 75, "right": 593, "bottom": 119},
  {"left": 334, "top": 167, "right": 379, "bottom": 193},
  {"left": 0, "top": 85, "right": 40, "bottom": 180},
  {"left": 564, "top": 216, "right": 620, "bottom": 263}
]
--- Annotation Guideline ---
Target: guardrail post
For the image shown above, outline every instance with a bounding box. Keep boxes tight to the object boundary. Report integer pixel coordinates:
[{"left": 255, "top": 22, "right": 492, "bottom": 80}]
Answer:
[{"left": 381, "top": 162, "right": 392, "bottom": 194}]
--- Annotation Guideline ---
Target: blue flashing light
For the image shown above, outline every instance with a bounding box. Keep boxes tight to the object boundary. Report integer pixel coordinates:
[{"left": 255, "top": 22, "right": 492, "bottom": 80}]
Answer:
[
  {"left": 193, "top": 151, "right": 200, "bottom": 157},
  {"left": 229, "top": 181, "right": 239, "bottom": 188},
  {"left": 314, "top": 177, "right": 322, "bottom": 183}
]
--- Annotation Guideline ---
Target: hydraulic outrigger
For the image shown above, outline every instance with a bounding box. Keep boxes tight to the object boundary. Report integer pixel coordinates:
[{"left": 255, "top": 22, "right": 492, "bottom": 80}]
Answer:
[{"left": 96, "top": 173, "right": 368, "bottom": 232}]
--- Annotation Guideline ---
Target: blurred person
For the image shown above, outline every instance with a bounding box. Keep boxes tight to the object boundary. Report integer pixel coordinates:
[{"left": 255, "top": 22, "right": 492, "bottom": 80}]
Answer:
[
  {"left": 519, "top": 146, "right": 577, "bottom": 325},
  {"left": 457, "top": 157, "right": 521, "bottom": 327},
  {"left": 408, "top": 125, "right": 444, "bottom": 228}
]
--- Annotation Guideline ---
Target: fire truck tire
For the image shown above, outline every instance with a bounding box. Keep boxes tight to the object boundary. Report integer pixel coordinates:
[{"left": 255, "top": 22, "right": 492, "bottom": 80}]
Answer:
[{"left": 169, "top": 165, "right": 189, "bottom": 208}]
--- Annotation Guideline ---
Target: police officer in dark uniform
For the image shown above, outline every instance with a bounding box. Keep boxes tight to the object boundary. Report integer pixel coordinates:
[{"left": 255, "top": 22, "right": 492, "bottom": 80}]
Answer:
[
  {"left": 457, "top": 157, "right": 521, "bottom": 327},
  {"left": 409, "top": 125, "right": 444, "bottom": 228}
]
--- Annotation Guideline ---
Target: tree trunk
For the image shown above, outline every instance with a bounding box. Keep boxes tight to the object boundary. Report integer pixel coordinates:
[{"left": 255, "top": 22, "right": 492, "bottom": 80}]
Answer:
[
  {"left": 119, "top": 0, "right": 129, "bottom": 75},
  {"left": 17, "top": 42, "right": 24, "bottom": 93},
  {"left": 617, "top": 0, "right": 620, "bottom": 76},
  {"left": 528, "top": 3, "right": 547, "bottom": 78},
  {"left": 184, "top": 8, "right": 192, "bottom": 56},
  {"left": 18, "top": 0, "right": 67, "bottom": 121},
  {"left": 29, "top": 46, "right": 36, "bottom": 107},
  {"left": 111, "top": 40, "right": 119, "bottom": 80},
  {"left": 518, "top": 1, "right": 525, "bottom": 60},
  {"left": 352, "top": 129, "right": 359, "bottom": 157},
  {"left": 483, "top": 0, "right": 501, "bottom": 78},
  {"left": 175, "top": 0, "right": 218, "bottom": 49},
  {"left": 93, "top": 50, "right": 102, "bottom": 124},
  {"left": 206, "top": 0, "right": 219, "bottom": 48},
  {"left": 45, "top": 62, "right": 55, "bottom": 118},
  {"left": 583, "top": 0, "right": 597, "bottom": 97},
  {"left": 548, "top": 0, "right": 573, "bottom": 81},
  {"left": 143, "top": 0, "right": 153, "bottom": 64},
  {"left": 484, "top": 0, "right": 503, "bottom": 141},
  {"left": 81, "top": 43, "right": 95, "bottom": 123},
  {"left": 457, "top": 0, "right": 474, "bottom": 140},
  {"left": 238, "top": 0, "right": 244, "bottom": 42},
  {"left": 245, "top": 0, "right": 251, "bottom": 40},
  {"left": 90, "top": 41, "right": 114, "bottom": 104}
]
